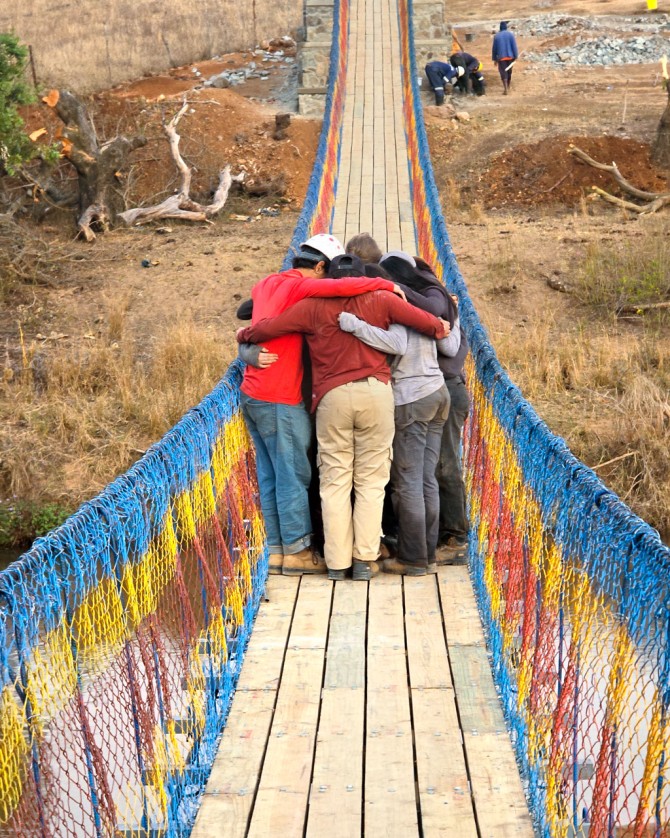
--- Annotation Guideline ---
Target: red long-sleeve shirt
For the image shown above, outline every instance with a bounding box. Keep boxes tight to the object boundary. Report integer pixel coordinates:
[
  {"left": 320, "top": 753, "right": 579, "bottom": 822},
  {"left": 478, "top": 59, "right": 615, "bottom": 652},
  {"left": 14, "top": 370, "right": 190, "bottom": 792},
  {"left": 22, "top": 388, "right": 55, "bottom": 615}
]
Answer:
[
  {"left": 240, "top": 269, "right": 395, "bottom": 404},
  {"left": 237, "top": 290, "right": 446, "bottom": 411}
]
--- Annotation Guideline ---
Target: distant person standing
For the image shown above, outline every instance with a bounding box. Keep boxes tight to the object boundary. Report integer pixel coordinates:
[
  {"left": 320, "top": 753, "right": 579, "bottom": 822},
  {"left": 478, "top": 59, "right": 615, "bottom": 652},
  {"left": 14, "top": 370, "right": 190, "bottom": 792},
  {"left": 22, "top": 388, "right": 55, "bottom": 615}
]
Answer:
[{"left": 492, "top": 21, "right": 518, "bottom": 95}]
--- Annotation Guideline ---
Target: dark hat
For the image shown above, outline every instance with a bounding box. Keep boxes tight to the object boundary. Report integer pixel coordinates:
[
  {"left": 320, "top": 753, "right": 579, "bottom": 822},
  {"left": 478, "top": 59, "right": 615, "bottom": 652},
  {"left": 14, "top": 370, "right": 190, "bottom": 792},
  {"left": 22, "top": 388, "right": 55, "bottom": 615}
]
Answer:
[{"left": 329, "top": 253, "right": 366, "bottom": 278}]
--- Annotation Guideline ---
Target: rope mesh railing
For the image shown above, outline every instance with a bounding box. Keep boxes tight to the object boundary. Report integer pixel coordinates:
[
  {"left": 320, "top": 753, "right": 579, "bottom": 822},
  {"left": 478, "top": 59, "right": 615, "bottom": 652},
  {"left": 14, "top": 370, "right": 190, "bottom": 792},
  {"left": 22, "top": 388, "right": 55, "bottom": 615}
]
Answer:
[
  {"left": 4, "top": 0, "right": 670, "bottom": 835},
  {"left": 0, "top": 1, "right": 349, "bottom": 833},
  {"left": 0, "top": 368, "right": 267, "bottom": 836},
  {"left": 398, "top": 0, "right": 670, "bottom": 834}
]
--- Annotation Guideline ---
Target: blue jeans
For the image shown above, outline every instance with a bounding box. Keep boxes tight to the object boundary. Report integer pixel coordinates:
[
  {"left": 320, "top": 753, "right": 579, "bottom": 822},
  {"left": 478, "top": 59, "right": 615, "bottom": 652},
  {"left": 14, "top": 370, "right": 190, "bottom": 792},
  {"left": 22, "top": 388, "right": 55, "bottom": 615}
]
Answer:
[
  {"left": 240, "top": 394, "right": 313, "bottom": 554},
  {"left": 391, "top": 385, "right": 450, "bottom": 568}
]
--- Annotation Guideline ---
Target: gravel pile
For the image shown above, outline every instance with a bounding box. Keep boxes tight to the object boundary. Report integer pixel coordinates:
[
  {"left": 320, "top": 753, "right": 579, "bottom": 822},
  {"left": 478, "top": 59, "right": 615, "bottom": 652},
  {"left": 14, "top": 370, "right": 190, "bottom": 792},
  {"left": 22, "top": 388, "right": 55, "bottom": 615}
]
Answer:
[
  {"left": 203, "top": 39, "right": 296, "bottom": 89},
  {"left": 509, "top": 13, "right": 670, "bottom": 37},
  {"left": 525, "top": 35, "right": 670, "bottom": 66}
]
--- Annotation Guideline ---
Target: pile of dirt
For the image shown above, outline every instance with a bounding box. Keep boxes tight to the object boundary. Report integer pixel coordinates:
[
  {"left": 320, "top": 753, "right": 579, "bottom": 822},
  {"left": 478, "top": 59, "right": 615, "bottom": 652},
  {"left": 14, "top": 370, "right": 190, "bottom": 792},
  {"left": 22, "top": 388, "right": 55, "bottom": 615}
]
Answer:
[{"left": 471, "top": 135, "right": 669, "bottom": 209}]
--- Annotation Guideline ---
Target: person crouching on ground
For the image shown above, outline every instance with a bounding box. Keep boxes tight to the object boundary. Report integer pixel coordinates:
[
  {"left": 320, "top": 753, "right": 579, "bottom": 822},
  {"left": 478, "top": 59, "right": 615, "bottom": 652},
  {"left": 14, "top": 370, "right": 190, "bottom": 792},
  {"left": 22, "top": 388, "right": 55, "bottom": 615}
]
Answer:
[
  {"left": 424, "top": 60, "right": 459, "bottom": 106},
  {"left": 236, "top": 256, "right": 447, "bottom": 582},
  {"left": 450, "top": 51, "right": 486, "bottom": 96},
  {"left": 238, "top": 233, "right": 402, "bottom": 577}
]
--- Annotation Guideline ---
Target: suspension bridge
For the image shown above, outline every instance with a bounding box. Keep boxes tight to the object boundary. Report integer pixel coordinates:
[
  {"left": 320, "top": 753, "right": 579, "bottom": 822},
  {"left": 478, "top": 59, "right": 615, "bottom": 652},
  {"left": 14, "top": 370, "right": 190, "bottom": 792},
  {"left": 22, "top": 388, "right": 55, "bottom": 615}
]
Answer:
[{"left": 2, "top": 0, "right": 670, "bottom": 836}]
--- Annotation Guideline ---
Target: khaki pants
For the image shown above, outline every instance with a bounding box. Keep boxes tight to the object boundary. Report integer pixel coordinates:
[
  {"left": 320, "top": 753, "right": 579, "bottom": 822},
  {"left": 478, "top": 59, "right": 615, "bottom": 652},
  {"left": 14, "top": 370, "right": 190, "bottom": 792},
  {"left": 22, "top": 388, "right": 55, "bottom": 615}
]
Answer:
[{"left": 316, "top": 377, "right": 395, "bottom": 569}]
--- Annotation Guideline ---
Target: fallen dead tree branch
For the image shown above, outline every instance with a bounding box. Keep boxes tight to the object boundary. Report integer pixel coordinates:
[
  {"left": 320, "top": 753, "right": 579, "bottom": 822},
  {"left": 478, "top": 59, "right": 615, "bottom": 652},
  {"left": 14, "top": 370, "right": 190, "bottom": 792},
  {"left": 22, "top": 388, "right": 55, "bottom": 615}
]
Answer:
[
  {"left": 119, "top": 100, "right": 243, "bottom": 227},
  {"left": 618, "top": 300, "right": 670, "bottom": 314},
  {"left": 568, "top": 145, "right": 659, "bottom": 200},
  {"left": 589, "top": 186, "right": 670, "bottom": 215},
  {"left": 569, "top": 144, "right": 670, "bottom": 215}
]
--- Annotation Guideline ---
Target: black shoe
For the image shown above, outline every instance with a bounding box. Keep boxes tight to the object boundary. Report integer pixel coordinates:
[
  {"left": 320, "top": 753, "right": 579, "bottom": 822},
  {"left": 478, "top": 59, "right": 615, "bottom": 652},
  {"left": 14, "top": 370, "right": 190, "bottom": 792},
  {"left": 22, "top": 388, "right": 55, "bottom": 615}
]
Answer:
[
  {"left": 328, "top": 568, "right": 348, "bottom": 581},
  {"left": 434, "top": 87, "right": 445, "bottom": 106}
]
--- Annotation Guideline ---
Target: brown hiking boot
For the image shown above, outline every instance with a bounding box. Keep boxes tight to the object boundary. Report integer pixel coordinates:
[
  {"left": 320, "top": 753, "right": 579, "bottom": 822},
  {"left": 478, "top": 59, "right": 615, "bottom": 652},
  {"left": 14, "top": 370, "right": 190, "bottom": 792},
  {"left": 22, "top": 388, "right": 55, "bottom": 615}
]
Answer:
[
  {"left": 282, "top": 548, "right": 327, "bottom": 576},
  {"left": 268, "top": 553, "right": 284, "bottom": 575},
  {"left": 381, "top": 558, "right": 426, "bottom": 577},
  {"left": 435, "top": 537, "right": 468, "bottom": 566}
]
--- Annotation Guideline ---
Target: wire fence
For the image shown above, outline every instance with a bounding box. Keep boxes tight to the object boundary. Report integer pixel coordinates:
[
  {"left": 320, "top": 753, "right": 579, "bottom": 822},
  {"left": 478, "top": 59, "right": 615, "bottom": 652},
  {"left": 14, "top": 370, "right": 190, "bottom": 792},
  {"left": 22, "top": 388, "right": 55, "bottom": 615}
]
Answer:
[{"left": 398, "top": 1, "right": 670, "bottom": 834}]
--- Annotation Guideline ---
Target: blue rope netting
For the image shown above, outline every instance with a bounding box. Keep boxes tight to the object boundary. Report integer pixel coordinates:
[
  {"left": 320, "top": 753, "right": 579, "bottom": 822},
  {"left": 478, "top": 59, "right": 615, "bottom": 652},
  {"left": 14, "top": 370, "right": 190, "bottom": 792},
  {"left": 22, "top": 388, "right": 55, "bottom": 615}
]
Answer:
[
  {"left": 404, "top": 0, "right": 670, "bottom": 641},
  {"left": 0, "top": 3, "right": 346, "bottom": 831},
  {"left": 404, "top": 0, "right": 670, "bottom": 826}
]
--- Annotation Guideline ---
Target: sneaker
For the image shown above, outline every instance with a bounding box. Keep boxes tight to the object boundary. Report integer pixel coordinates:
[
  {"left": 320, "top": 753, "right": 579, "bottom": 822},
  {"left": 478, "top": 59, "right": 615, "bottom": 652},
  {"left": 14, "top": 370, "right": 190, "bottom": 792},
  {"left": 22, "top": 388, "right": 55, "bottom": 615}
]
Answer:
[
  {"left": 268, "top": 553, "right": 283, "bottom": 575},
  {"left": 381, "top": 558, "right": 427, "bottom": 577},
  {"left": 435, "top": 537, "right": 468, "bottom": 566},
  {"left": 328, "top": 568, "right": 348, "bottom": 581},
  {"left": 352, "top": 560, "right": 380, "bottom": 581},
  {"left": 427, "top": 562, "right": 437, "bottom": 575},
  {"left": 283, "top": 548, "right": 327, "bottom": 576}
]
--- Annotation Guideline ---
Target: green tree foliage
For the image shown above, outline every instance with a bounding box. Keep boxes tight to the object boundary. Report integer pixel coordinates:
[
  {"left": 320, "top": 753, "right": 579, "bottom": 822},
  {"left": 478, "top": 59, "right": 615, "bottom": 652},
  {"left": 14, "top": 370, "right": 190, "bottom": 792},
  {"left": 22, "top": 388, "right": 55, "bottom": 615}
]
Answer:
[{"left": 0, "top": 33, "right": 36, "bottom": 174}]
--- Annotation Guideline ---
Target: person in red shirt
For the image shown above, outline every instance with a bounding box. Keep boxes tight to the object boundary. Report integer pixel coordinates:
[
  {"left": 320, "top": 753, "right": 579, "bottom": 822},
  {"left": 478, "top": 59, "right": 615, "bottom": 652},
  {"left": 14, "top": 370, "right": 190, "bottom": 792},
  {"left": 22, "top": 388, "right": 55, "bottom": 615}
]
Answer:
[
  {"left": 237, "top": 278, "right": 447, "bottom": 581},
  {"left": 239, "top": 234, "right": 402, "bottom": 577}
]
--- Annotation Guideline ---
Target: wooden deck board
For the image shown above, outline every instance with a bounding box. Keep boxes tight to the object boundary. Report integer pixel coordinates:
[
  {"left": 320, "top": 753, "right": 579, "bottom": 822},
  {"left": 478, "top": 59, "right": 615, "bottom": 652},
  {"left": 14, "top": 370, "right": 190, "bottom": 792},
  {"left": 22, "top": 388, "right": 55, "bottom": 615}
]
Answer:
[
  {"left": 404, "top": 577, "right": 452, "bottom": 690},
  {"left": 448, "top": 643, "right": 534, "bottom": 837},
  {"left": 191, "top": 690, "right": 276, "bottom": 838},
  {"left": 412, "top": 689, "right": 478, "bottom": 837},
  {"left": 365, "top": 576, "right": 418, "bottom": 838},
  {"left": 194, "top": 570, "right": 533, "bottom": 837},
  {"left": 306, "top": 688, "right": 365, "bottom": 836},
  {"left": 235, "top": 575, "right": 298, "bottom": 691},
  {"left": 246, "top": 578, "right": 332, "bottom": 836},
  {"left": 192, "top": 0, "right": 535, "bottom": 829}
]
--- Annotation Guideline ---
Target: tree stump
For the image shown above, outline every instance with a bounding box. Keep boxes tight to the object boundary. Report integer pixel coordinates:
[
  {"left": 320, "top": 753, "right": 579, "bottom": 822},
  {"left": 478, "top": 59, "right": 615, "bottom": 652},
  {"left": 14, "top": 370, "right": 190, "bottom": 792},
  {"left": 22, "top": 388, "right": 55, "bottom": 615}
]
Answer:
[
  {"left": 652, "top": 86, "right": 670, "bottom": 169},
  {"left": 45, "top": 90, "right": 147, "bottom": 241}
]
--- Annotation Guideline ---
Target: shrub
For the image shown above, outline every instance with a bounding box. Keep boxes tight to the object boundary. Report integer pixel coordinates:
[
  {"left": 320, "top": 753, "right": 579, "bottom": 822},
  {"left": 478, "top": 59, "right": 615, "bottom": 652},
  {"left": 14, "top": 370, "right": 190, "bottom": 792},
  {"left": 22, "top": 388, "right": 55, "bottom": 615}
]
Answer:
[
  {"left": 0, "top": 33, "right": 36, "bottom": 174},
  {"left": 575, "top": 232, "right": 670, "bottom": 311}
]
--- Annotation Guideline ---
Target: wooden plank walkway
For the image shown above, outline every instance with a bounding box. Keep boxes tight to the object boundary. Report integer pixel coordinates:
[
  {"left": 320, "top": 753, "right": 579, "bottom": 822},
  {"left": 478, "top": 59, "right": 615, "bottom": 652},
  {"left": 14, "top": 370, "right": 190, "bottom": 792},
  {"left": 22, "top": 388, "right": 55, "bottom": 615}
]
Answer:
[
  {"left": 192, "top": 571, "right": 534, "bottom": 837},
  {"left": 192, "top": 0, "right": 534, "bottom": 832},
  {"left": 331, "top": 0, "right": 414, "bottom": 252}
]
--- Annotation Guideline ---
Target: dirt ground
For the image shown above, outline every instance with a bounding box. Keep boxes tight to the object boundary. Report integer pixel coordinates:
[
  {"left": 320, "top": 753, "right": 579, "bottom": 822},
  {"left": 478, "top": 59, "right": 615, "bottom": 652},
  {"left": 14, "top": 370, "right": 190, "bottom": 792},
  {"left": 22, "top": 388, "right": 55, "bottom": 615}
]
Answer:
[{"left": 3, "top": 7, "right": 670, "bottom": 543}]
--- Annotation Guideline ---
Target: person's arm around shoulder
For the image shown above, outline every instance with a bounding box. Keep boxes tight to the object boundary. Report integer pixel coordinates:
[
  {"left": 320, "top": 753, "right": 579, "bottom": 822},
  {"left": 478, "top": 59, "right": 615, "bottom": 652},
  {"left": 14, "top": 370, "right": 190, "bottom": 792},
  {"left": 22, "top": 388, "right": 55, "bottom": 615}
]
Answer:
[
  {"left": 402, "top": 285, "right": 449, "bottom": 317},
  {"left": 437, "top": 318, "right": 461, "bottom": 357},
  {"left": 382, "top": 292, "right": 447, "bottom": 338},
  {"left": 338, "top": 312, "right": 409, "bottom": 355},
  {"left": 236, "top": 298, "right": 314, "bottom": 344},
  {"left": 238, "top": 343, "right": 279, "bottom": 368},
  {"left": 296, "top": 275, "right": 406, "bottom": 301}
]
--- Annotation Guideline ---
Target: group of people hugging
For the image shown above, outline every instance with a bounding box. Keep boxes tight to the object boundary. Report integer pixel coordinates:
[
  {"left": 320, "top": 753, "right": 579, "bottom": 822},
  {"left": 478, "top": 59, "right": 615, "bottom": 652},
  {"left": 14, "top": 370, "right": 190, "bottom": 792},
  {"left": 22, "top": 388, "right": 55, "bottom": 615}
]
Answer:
[{"left": 236, "top": 232, "right": 469, "bottom": 581}]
